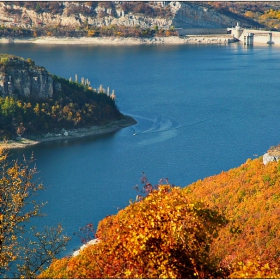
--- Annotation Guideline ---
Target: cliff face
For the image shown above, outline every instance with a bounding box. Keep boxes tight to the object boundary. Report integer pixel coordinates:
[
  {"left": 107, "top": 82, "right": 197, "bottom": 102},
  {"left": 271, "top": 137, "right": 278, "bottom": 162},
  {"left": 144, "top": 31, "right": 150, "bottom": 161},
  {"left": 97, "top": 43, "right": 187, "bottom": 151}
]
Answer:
[
  {"left": 172, "top": 2, "right": 237, "bottom": 28},
  {"left": 0, "top": 1, "right": 259, "bottom": 31},
  {"left": 0, "top": 55, "right": 54, "bottom": 98},
  {"left": 263, "top": 145, "right": 280, "bottom": 165}
]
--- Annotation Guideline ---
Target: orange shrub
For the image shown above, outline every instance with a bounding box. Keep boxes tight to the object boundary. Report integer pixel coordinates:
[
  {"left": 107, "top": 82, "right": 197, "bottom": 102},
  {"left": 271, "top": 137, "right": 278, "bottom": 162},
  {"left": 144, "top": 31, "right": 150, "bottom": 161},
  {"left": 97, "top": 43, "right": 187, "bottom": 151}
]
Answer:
[
  {"left": 185, "top": 157, "right": 280, "bottom": 270},
  {"left": 229, "top": 259, "right": 280, "bottom": 279},
  {"left": 40, "top": 184, "right": 227, "bottom": 278},
  {"left": 40, "top": 156, "right": 280, "bottom": 278}
]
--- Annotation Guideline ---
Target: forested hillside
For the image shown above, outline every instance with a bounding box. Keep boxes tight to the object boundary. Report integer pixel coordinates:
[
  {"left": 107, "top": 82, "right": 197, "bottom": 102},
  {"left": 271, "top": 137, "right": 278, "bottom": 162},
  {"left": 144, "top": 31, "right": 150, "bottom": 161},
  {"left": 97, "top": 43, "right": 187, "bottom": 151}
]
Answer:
[
  {"left": 39, "top": 156, "right": 280, "bottom": 278},
  {"left": 209, "top": 2, "right": 280, "bottom": 30},
  {"left": 0, "top": 54, "right": 123, "bottom": 140}
]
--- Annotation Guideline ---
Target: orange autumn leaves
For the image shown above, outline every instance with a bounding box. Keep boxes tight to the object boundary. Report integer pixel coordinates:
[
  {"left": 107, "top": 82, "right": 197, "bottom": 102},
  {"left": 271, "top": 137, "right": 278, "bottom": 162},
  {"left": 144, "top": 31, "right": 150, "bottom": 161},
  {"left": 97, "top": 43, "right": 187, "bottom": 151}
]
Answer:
[
  {"left": 40, "top": 185, "right": 227, "bottom": 278},
  {"left": 40, "top": 157, "right": 280, "bottom": 278},
  {"left": 185, "top": 157, "right": 280, "bottom": 276}
]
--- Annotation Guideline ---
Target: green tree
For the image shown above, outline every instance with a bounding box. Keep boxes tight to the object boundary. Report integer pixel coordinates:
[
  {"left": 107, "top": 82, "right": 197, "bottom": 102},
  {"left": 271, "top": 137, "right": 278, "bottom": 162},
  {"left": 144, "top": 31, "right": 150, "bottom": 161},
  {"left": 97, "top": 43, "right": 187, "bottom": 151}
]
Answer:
[
  {"left": 1, "top": 97, "right": 16, "bottom": 117},
  {"left": 0, "top": 149, "right": 70, "bottom": 278},
  {"left": 35, "top": 3, "right": 41, "bottom": 12}
]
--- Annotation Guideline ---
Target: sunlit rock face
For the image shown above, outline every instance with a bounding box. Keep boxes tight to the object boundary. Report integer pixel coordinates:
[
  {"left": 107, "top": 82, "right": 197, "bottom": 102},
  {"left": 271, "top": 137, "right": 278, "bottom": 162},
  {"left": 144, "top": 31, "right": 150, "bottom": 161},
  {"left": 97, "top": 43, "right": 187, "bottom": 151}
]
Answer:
[
  {"left": 0, "top": 55, "right": 54, "bottom": 98},
  {"left": 263, "top": 152, "right": 280, "bottom": 165},
  {"left": 0, "top": 1, "right": 256, "bottom": 31},
  {"left": 263, "top": 146, "right": 280, "bottom": 165}
]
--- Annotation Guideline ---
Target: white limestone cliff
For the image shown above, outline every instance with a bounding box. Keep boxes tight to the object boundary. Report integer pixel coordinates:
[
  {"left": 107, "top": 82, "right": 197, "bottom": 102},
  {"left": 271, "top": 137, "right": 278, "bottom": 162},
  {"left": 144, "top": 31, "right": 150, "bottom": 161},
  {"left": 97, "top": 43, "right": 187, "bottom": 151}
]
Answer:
[{"left": 0, "top": 1, "right": 253, "bottom": 31}]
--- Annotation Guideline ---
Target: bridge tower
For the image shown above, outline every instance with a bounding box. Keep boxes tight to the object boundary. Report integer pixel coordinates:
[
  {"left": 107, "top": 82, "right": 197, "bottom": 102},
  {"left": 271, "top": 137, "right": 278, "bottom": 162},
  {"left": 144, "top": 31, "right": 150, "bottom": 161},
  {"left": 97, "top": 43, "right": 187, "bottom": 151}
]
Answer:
[
  {"left": 267, "top": 32, "right": 274, "bottom": 44},
  {"left": 228, "top": 22, "right": 243, "bottom": 39},
  {"left": 244, "top": 32, "right": 254, "bottom": 45}
]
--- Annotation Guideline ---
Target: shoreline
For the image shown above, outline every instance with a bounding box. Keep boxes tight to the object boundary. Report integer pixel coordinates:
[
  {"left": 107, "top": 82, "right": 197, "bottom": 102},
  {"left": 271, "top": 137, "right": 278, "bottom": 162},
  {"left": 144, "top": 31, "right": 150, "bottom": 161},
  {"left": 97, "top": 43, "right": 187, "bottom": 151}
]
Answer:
[
  {"left": 0, "top": 35, "right": 237, "bottom": 45},
  {"left": 0, "top": 115, "right": 137, "bottom": 150}
]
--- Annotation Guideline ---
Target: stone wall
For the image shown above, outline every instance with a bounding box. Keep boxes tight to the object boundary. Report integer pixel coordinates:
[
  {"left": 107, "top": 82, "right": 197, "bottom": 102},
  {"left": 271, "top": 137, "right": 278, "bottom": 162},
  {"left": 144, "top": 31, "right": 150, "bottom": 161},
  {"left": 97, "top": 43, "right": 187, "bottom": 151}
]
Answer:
[{"left": 172, "top": 2, "right": 239, "bottom": 29}]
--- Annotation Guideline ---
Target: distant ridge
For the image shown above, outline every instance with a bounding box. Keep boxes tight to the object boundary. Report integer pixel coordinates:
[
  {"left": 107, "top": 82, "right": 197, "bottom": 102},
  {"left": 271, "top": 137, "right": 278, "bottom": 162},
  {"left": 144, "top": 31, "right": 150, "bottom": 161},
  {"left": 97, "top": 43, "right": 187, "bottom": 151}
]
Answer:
[{"left": 0, "top": 1, "right": 267, "bottom": 40}]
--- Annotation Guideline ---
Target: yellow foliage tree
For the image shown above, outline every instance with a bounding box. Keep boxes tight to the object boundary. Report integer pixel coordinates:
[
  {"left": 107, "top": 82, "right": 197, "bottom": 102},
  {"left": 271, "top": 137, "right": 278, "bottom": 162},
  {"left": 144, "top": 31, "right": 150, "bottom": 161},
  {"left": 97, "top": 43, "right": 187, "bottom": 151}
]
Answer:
[
  {"left": 244, "top": 11, "right": 255, "bottom": 18},
  {"left": 0, "top": 149, "right": 70, "bottom": 278},
  {"left": 87, "top": 29, "right": 95, "bottom": 37},
  {"left": 185, "top": 157, "right": 280, "bottom": 275},
  {"left": 40, "top": 183, "right": 227, "bottom": 278},
  {"left": 40, "top": 155, "right": 280, "bottom": 278},
  {"left": 229, "top": 259, "right": 280, "bottom": 278}
]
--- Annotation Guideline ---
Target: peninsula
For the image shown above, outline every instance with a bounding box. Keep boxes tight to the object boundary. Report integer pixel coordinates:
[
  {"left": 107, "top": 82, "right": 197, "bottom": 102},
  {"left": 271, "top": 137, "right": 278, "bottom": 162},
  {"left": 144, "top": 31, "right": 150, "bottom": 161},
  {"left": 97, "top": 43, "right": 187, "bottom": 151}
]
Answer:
[{"left": 0, "top": 53, "right": 136, "bottom": 149}]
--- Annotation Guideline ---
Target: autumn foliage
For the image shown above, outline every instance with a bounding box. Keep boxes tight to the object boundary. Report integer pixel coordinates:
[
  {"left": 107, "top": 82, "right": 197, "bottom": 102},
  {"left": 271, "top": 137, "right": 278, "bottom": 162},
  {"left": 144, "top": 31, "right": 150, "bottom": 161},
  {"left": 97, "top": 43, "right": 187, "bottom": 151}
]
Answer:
[
  {"left": 40, "top": 156, "right": 280, "bottom": 278},
  {"left": 0, "top": 55, "right": 122, "bottom": 139},
  {"left": 40, "top": 182, "right": 227, "bottom": 278},
  {"left": 0, "top": 149, "right": 69, "bottom": 278},
  {"left": 185, "top": 157, "right": 280, "bottom": 277}
]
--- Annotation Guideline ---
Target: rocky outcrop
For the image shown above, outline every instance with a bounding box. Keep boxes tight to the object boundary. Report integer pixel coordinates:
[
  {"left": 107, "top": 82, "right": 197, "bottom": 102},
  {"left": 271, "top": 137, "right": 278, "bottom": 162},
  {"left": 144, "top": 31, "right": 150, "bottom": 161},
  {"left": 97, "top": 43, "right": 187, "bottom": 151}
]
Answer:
[
  {"left": 263, "top": 146, "right": 280, "bottom": 165},
  {"left": 0, "top": 1, "right": 259, "bottom": 31},
  {"left": 263, "top": 153, "right": 280, "bottom": 165},
  {"left": 172, "top": 2, "right": 236, "bottom": 28},
  {"left": 72, "top": 239, "right": 100, "bottom": 257},
  {"left": 0, "top": 55, "right": 56, "bottom": 98}
]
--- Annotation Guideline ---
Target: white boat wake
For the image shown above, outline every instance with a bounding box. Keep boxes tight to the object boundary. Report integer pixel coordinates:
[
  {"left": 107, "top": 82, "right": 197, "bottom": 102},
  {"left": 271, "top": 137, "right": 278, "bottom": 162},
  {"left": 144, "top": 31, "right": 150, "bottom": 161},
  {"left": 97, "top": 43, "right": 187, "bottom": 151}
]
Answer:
[{"left": 129, "top": 114, "right": 213, "bottom": 146}]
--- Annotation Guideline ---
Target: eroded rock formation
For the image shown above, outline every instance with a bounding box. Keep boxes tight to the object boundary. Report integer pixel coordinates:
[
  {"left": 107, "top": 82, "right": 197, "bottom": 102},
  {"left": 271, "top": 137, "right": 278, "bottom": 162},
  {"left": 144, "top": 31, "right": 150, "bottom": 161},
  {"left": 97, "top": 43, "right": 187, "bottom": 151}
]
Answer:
[
  {"left": 263, "top": 146, "right": 280, "bottom": 165},
  {"left": 0, "top": 55, "right": 55, "bottom": 98},
  {"left": 0, "top": 1, "right": 258, "bottom": 31}
]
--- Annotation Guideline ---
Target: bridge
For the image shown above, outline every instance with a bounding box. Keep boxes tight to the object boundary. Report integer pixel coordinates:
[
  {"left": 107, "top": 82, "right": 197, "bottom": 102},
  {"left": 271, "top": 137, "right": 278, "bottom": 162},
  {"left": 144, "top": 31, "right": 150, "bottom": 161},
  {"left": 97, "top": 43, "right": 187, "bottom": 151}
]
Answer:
[
  {"left": 227, "top": 23, "right": 277, "bottom": 45},
  {"left": 243, "top": 31, "right": 273, "bottom": 45}
]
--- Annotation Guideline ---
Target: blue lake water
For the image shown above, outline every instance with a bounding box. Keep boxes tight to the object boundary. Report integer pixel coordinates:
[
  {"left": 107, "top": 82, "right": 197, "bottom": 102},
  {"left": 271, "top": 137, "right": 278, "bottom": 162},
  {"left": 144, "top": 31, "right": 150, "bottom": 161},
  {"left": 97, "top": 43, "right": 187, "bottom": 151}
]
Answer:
[{"left": 1, "top": 42, "right": 280, "bottom": 255}]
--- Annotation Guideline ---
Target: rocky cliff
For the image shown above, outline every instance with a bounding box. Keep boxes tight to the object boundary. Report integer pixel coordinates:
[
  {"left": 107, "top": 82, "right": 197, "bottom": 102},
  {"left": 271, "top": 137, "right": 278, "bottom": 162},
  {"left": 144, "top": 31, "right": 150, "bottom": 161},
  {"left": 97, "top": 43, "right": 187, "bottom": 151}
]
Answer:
[
  {"left": 263, "top": 145, "right": 280, "bottom": 165},
  {"left": 0, "top": 1, "right": 260, "bottom": 32},
  {"left": 0, "top": 53, "right": 128, "bottom": 140},
  {"left": 172, "top": 2, "right": 248, "bottom": 28},
  {"left": 0, "top": 54, "right": 55, "bottom": 98}
]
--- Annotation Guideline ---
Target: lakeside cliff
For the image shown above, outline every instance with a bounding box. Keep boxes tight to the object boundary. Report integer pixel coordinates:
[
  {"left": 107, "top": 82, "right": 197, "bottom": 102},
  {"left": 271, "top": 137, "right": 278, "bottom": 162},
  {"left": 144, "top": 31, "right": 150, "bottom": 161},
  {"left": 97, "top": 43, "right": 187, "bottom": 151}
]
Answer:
[
  {"left": 0, "top": 54, "right": 136, "bottom": 144},
  {"left": 0, "top": 54, "right": 55, "bottom": 98},
  {"left": 0, "top": 1, "right": 264, "bottom": 39},
  {"left": 3, "top": 1, "right": 280, "bottom": 46}
]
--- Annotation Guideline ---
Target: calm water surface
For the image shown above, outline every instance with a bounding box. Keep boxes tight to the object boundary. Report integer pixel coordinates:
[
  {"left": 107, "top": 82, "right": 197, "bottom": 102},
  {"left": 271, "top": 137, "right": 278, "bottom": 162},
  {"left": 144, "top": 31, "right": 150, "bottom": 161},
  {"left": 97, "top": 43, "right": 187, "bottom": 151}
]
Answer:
[{"left": 1, "top": 43, "right": 280, "bottom": 254}]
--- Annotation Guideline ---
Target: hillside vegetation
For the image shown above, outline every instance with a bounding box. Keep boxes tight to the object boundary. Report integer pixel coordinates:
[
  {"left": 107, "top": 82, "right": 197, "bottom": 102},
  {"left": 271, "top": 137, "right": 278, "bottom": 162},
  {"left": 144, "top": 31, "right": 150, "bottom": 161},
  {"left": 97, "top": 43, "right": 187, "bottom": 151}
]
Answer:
[
  {"left": 0, "top": 54, "right": 123, "bottom": 140},
  {"left": 39, "top": 157, "right": 280, "bottom": 278},
  {"left": 2, "top": 1, "right": 280, "bottom": 40},
  {"left": 209, "top": 2, "right": 280, "bottom": 30}
]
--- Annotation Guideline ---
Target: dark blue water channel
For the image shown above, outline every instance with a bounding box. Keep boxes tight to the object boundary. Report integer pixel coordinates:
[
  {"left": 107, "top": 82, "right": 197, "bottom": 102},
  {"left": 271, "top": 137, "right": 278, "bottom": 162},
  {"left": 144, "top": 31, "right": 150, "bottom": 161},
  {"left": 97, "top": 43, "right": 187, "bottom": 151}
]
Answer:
[{"left": 1, "top": 42, "right": 280, "bottom": 255}]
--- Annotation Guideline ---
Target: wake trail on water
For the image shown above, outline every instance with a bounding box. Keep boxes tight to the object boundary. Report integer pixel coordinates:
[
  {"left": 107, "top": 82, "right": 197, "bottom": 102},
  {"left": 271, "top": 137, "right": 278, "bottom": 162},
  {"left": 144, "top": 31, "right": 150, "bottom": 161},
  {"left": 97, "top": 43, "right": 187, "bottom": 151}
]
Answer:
[{"left": 131, "top": 116, "right": 213, "bottom": 136}]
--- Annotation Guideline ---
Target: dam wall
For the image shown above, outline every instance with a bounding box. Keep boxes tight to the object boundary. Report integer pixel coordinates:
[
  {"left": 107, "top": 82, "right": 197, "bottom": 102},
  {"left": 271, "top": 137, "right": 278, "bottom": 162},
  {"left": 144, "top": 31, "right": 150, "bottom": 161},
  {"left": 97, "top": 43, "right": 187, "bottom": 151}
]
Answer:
[
  {"left": 177, "top": 28, "right": 228, "bottom": 36},
  {"left": 234, "top": 28, "right": 280, "bottom": 45}
]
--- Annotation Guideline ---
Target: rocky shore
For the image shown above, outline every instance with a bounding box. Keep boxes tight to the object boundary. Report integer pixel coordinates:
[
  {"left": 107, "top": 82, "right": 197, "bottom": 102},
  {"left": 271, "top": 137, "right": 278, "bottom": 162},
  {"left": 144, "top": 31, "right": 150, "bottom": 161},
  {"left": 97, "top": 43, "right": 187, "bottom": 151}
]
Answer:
[
  {"left": 0, "top": 115, "right": 136, "bottom": 150},
  {"left": 0, "top": 35, "right": 237, "bottom": 45}
]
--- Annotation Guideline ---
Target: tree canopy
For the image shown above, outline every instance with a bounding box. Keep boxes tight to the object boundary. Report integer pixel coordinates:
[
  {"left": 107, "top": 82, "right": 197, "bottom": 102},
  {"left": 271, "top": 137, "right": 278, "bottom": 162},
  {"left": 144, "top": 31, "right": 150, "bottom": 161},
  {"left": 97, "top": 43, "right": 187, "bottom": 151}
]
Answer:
[
  {"left": 39, "top": 179, "right": 228, "bottom": 278},
  {"left": 0, "top": 69, "right": 123, "bottom": 140},
  {"left": 39, "top": 157, "right": 280, "bottom": 278},
  {"left": 0, "top": 148, "right": 70, "bottom": 278}
]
